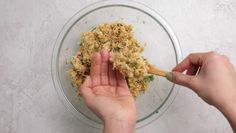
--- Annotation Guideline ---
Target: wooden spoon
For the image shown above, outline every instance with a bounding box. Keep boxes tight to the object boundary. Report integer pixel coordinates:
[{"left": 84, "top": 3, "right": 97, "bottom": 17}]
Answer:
[{"left": 148, "top": 65, "right": 168, "bottom": 77}]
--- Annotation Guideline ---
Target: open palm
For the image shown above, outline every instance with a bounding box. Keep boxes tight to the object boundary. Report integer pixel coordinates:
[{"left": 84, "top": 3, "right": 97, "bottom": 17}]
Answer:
[{"left": 80, "top": 51, "right": 136, "bottom": 123}]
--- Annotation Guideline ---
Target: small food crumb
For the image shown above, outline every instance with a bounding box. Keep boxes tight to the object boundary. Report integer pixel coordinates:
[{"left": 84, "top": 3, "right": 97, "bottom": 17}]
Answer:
[
  {"left": 66, "top": 59, "right": 70, "bottom": 65},
  {"left": 66, "top": 48, "right": 71, "bottom": 52}
]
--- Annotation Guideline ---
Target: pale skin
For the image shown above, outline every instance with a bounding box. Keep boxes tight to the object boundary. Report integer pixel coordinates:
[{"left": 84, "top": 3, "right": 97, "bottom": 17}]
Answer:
[
  {"left": 80, "top": 51, "right": 136, "bottom": 133},
  {"left": 172, "top": 51, "right": 236, "bottom": 132},
  {"left": 81, "top": 51, "right": 236, "bottom": 133}
]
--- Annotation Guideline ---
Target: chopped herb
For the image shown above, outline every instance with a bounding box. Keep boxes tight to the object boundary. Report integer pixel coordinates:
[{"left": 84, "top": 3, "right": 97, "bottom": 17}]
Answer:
[
  {"left": 76, "top": 42, "right": 82, "bottom": 46},
  {"left": 141, "top": 56, "right": 147, "bottom": 61},
  {"left": 117, "top": 29, "right": 121, "bottom": 37},
  {"left": 66, "top": 48, "right": 71, "bottom": 51},
  {"left": 91, "top": 27, "right": 96, "bottom": 31},
  {"left": 71, "top": 82, "right": 74, "bottom": 87},
  {"left": 114, "top": 47, "right": 121, "bottom": 52},
  {"left": 130, "top": 62, "right": 137, "bottom": 67},
  {"left": 77, "top": 42, "right": 82, "bottom": 45},
  {"left": 66, "top": 59, "right": 70, "bottom": 64},
  {"left": 144, "top": 75, "right": 155, "bottom": 82}
]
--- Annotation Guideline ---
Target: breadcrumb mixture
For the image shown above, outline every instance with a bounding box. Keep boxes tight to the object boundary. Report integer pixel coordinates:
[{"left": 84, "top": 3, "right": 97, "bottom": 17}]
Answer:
[{"left": 69, "top": 22, "right": 153, "bottom": 98}]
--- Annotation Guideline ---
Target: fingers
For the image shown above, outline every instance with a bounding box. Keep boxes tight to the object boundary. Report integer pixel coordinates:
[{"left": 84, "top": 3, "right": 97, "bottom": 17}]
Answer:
[
  {"left": 90, "top": 51, "right": 118, "bottom": 87},
  {"left": 101, "top": 51, "right": 109, "bottom": 85},
  {"left": 108, "top": 53, "right": 117, "bottom": 86},
  {"left": 116, "top": 71, "right": 128, "bottom": 88},
  {"left": 80, "top": 76, "right": 94, "bottom": 103},
  {"left": 116, "top": 70, "right": 130, "bottom": 95},
  {"left": 186, "top": 64, "right": 200, "bottom": 75},
  {"left": 90, "top": 52, "right": 101, "bottom": 86},
  {"left": 173, "top": 53, "right": 205, "bottom": 72},
  {"left": 172, "top": 72, "right": 199, "bottom": 92}
]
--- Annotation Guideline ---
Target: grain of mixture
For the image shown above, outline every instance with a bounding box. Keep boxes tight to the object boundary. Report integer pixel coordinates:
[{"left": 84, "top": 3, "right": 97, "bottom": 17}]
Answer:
[{"left": 69, "top": 22, "right": 154, "bottom": 98}]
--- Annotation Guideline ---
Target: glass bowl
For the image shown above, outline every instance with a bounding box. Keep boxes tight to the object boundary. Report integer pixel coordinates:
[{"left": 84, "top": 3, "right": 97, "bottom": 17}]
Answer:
[{"left": 51, "top": 0, "right": 182, "bottom": 129}]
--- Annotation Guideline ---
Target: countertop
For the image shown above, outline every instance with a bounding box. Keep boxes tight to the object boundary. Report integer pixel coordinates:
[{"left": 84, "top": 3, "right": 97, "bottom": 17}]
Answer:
[{"left": 1, "top": 0, "right": 236, "bottom": 132}]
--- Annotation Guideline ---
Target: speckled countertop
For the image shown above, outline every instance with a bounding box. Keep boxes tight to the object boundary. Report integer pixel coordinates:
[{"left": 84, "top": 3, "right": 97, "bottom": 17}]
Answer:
[{"left": 1, "top": 0, "right": 236, "bottom": 133}]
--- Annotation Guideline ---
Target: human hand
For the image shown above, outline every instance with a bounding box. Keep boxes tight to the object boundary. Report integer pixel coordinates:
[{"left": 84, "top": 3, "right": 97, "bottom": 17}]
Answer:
[
  {"left": 171, "top": 52, "right": 236, "bottom": 131},
  {"left": 171, "top": 52, "right": 236, "bottom": 108},
  {"left": 80, "top": 51, "right": 136, "bottom": 133}
]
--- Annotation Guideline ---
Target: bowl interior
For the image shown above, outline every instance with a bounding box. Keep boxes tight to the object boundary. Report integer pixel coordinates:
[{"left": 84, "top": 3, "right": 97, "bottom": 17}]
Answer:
[{"left": 55, "top": 2, "right": 180, "bottom": 128}]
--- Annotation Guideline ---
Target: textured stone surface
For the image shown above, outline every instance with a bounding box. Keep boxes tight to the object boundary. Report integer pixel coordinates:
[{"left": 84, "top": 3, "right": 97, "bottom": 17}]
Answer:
[{"left": 0, "top": 0, "right": 235, "bottom": 133}]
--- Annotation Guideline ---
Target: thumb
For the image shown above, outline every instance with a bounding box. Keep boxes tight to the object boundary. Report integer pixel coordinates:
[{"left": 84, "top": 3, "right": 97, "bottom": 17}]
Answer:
[{"left": 168, "top": 72, "right": 198, "bottom": 91}]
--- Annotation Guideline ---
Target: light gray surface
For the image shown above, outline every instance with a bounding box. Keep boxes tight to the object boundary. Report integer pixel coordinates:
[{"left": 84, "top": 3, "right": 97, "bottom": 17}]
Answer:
[{"left": 0, "top": 0, "right": 235, "bottom": 133}]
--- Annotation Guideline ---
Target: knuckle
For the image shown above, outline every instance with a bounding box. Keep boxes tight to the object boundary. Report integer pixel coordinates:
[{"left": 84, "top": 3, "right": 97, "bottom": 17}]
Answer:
[
  {"left": 187, "top": 53, "right": 195, "bottom": 58},
  {"left": 207, "top": 51, "right": 222, "bottom": 61},
  {"left": 222, "top": 55, "right": 230, "bottom": 62},
  {"left": 208, "top": 51, "right": 218, "bottom": 57},
  {"left": 208, "top": 51, "right": 217, "bottom": 55}
]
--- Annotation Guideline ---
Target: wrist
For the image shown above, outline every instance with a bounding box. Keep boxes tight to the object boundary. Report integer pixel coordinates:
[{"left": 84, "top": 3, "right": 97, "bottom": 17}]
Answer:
[
  {"left": 216, "top": 96, "right": 236, "bottom": 114},
  {"left": 216, "top": 97, "right": 236, "bottom": 131},
  {"left": 218, "top": 99, "right": 236, "bottom": 117},
  {"left": 104, "top": 118, "right": 136, "bottom": 133},
  {"left": 104, "top": 118, "right": 136, "bottom": 126},
  {"left": 103, "top": 110, "right": 137, "bottom": 127}
]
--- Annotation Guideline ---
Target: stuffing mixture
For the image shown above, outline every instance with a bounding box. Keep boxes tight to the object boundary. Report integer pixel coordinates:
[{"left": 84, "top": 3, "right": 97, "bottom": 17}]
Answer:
[{"left": 69, "top": 22, "right": 154, "bottom": 98}]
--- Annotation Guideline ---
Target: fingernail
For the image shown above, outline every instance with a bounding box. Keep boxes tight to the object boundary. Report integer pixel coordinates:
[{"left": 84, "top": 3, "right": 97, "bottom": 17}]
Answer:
[{"left": 166, "top": 72, "right": 173, "bottom": 82}]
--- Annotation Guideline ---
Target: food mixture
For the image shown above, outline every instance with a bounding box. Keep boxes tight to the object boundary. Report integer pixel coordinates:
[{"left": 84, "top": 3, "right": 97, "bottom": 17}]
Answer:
[{"left": 69, "top": 22, "right": 154, "bottom": 98}]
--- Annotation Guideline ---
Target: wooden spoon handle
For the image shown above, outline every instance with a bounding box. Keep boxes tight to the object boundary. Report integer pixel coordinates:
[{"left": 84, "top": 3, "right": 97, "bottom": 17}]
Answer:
[{"left": 148, "top": 65, "right": 168, "bottom": 77}]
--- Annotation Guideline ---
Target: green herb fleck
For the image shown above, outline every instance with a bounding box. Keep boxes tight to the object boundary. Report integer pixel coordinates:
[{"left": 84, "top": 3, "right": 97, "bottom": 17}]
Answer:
[
  {"left": 141, "top": 56, "right": 147, "bottom": 61},
  {"left": 114, "top": 47, "right": 121, "bottom": 52},
  {"left": 71, "top": 82, "right": 75, "bottom": 87},
  {"left": 144, "top": 75, "right": 155, "bottom": 82},
  {"left": 91, "top": 27, "right": 96, "bottom": 31}
]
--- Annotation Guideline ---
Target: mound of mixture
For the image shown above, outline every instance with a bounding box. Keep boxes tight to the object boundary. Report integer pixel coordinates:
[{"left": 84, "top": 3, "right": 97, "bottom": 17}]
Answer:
[{"left": 69, "top": 22, "right": 154, "bottom": 98}]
